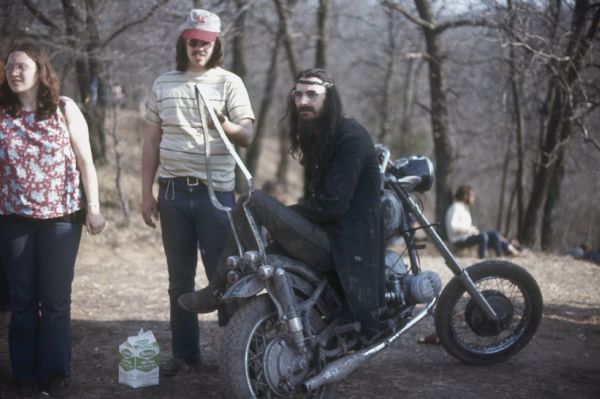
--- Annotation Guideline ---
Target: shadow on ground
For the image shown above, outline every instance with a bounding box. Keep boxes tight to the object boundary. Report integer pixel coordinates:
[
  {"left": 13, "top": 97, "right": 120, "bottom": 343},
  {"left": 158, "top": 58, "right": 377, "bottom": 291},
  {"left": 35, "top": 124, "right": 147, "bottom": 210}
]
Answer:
[{"left": 1, "top": 303, "right": 599, "bottom": 399}]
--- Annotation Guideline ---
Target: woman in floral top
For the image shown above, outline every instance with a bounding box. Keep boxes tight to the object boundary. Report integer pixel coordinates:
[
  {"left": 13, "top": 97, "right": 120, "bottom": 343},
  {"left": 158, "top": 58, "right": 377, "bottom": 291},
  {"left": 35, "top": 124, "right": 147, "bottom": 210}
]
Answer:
[{"left": 0, "top": 41, "right": 105, "bottom": 397}]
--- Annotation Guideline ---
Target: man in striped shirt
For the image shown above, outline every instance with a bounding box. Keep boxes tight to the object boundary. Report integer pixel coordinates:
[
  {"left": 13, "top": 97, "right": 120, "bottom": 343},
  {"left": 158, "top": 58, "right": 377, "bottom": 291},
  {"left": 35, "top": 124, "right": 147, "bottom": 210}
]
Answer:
[{"left": 141, "top": 9, "right": 254, "bottom": 377}]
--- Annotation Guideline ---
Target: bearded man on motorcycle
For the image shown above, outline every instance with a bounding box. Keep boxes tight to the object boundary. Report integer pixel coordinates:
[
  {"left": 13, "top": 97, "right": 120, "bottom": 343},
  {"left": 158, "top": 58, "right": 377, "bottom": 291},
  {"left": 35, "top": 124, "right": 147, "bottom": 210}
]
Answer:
[{"left": 179, "top": 68, "right": 384, "bottom": 333}]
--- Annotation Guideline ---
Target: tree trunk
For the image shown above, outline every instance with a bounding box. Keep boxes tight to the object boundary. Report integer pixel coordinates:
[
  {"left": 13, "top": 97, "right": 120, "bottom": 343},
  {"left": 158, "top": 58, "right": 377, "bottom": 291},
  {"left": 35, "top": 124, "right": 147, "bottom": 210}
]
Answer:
[
  {"left": 273, "top": 0, "right": 301, "bottom": 187},
  {"left": 506, "top": 0, "right": 525, "bottom": 232},
  {"left": 378, "top": 11, "right": 397, "bottom": 145},
  {"left": 315, "top": 0, "right": 328, "bottom": 68},
  {"left": 85, "top": 0, "right": 107, "bottom": 164},
  {"left": 414, "top": 0, "right": 454, "bottom": 235},
  {"left": 232, "top": 0, "right": 249, "bottom": 192},
  {"left": 246, "top": 31, "right": 283, "bottom": 176},
  {"left": 273, "top": 0, "right": 300, "bottom": 79}
]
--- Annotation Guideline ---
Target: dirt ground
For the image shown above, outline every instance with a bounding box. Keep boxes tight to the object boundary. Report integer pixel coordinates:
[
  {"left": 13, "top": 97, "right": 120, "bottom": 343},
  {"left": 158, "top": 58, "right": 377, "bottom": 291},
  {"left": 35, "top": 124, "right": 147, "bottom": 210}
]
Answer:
[
  {"left": 1, "top": 209, "right": 599, "bottom": 398},
  {"left": 0, "top": 111, "right": 599, "bottom": 398}
]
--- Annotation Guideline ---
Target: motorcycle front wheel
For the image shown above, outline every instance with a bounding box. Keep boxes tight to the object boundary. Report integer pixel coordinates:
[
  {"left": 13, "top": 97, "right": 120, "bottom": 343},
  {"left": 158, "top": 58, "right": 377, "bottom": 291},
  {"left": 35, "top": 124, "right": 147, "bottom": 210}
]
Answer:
[
  {"left": 220, "top": 295, "right": 337, "bottom": 399},
  {"left": 435, "top": 260, "right": 543, "bottom": 365}
]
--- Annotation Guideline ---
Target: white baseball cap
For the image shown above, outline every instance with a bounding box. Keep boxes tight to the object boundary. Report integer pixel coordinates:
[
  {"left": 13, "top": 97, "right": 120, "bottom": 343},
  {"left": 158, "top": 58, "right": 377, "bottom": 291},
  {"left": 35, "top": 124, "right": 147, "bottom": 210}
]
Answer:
[{"left": 181, "top": 9, "right": 221, "bottom": 42}]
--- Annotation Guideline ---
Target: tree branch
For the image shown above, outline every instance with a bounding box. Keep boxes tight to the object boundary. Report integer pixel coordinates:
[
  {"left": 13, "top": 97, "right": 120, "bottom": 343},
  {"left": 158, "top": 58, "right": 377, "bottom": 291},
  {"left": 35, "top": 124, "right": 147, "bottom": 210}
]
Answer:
[
  {"left": 99, "top": 0, "right": 170, "bottom": 49},
  {"left": 381, "top": 0, "right": 435, "bottom": 30},
  {"left": 21, "top": 0, "right": 59, "bottom": 31},
  {"left": 435, "top": 17, "right": 496, "bottom": 34}
]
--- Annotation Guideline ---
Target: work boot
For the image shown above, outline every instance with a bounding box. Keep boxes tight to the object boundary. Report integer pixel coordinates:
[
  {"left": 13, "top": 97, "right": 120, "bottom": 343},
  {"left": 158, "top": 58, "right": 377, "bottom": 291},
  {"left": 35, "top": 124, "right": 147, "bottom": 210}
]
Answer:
[
  {"left": 178, "top": 284, "right": 222, "bottom": 314},
  {"left": 178, "top": 262, "right": 228, "bottom": 313}
]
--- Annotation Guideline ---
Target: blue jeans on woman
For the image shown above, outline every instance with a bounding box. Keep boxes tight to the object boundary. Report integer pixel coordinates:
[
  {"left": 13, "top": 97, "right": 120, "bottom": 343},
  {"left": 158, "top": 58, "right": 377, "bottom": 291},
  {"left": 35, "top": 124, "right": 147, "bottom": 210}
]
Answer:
[
  {"left": 157, "top": 178, "right": 235, "bottom": 362},
  {"left": 0, "top": 221, "right": 82, "bottom": 383},
  {"left": 0, "top": 255, "right": 9, "bottom": 311},
  {"left": 456, "top": 231, "right": 505, "bottom": 259}
]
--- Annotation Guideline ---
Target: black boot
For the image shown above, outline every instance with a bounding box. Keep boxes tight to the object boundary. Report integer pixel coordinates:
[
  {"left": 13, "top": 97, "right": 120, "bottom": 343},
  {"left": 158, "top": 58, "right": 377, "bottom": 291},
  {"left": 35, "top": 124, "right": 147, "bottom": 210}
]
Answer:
[{"left": 178, "top": 263, "right": 227, "bottom": 314}]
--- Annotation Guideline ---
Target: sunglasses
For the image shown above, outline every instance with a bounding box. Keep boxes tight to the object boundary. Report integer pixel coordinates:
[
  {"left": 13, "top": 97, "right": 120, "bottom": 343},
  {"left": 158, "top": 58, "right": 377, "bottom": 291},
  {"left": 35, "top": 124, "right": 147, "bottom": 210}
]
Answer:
[
  {"left": 186, "top": 39, "right": 212, "bottom": 49},
  {"left": 290, "top": 89, "right": 325, "bottom": 102}
]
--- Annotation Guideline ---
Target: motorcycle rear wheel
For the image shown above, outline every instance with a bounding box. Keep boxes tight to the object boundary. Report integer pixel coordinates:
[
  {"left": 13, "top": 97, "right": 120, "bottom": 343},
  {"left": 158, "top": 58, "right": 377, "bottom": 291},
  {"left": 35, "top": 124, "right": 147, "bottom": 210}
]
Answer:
[
  {"left": 220, "top": 295, "right": 337, "bottom": 399},
  {"left": 435, "top": 260, "right": 543, "bottom": 365}
]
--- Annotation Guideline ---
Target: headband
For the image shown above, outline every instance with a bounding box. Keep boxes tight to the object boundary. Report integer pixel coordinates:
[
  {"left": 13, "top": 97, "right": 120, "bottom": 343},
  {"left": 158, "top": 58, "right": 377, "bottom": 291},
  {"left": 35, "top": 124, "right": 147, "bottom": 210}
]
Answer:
[{"left": 296, "top": 78, "right": 334, "bottom": 88}]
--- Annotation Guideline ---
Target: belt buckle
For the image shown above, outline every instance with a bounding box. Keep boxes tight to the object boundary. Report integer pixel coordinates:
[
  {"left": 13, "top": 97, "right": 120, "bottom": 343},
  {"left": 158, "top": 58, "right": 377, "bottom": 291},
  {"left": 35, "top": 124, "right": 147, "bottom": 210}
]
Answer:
[{"left": 186, "top": 176, "right": 199, "bottom": 186}]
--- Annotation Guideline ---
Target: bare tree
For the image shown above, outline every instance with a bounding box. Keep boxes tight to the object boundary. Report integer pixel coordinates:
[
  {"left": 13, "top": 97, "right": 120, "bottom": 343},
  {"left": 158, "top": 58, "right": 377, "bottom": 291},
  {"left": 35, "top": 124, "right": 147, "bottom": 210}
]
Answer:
[
  {"left": 504, "top": 0, "right": 526, "bottom": 232},
  {"left": 520, "top": 0, "right": 600, "bottom": 249},
  {"left": 272, "top": 0, "right": 300, "bottom": 187},
  {"left": 315, "top": 0, "right": 328, "bottom": 68},
  {"left": 378, "top": 10, "right": 399, "bottom": 145},
  {"left": 20, "top": 0, "right": 169, "bottom": 163},
  {"left": 246, "top": 28, "right": 283, "bottom": 176}
]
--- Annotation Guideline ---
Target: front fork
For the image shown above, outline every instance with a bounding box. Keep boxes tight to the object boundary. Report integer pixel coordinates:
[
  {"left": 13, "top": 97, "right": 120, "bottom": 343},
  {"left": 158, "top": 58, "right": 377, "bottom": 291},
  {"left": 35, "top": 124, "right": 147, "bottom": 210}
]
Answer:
[
  {"left": 260, "top": 265, "right": 309, "bottom": 356},
  {"left": 393, "top": 185, "right": 500, "bottom": 323}
]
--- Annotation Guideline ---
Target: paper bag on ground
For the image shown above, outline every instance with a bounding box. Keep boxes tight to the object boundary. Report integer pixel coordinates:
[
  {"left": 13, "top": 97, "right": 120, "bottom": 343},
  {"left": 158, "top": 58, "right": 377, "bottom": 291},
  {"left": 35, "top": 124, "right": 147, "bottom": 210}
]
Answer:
[{"left": 118, "top": 329, "right": 160, "bottom": 388}]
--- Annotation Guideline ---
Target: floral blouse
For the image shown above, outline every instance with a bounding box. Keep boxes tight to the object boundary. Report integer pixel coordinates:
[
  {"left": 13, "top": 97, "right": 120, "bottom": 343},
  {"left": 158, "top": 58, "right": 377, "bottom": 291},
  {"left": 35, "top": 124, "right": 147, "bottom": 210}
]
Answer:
[{"left": 0, "top": 97, "right": 81, "bottom": 219}]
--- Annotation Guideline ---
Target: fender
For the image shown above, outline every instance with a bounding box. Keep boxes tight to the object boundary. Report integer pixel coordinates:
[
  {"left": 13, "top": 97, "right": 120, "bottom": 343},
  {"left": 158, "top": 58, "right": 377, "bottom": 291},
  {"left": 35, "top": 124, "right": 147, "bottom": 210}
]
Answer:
[
  {"left": 222, "top": 274, "right": 266, "bottom": 300},
  {"left": 221, "top": 269, "right": 311, "bottom": 300}
]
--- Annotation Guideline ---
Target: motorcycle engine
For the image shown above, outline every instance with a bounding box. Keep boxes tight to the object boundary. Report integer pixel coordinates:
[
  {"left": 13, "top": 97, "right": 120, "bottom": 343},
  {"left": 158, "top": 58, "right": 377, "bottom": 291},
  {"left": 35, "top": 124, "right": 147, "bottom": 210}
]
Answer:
[{"left": 384, "top": 251, "right": 442, "bottom": 305}]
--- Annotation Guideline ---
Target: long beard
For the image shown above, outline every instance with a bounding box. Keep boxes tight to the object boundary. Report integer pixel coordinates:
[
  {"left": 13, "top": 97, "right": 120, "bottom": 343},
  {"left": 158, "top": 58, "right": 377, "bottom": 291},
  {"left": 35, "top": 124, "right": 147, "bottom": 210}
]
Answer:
[
  {"left": 296, "top": 117, "right": 318, "bottom": 143},
  {"left": 296, "top": 115, "right": 326, "bottom": 166}
]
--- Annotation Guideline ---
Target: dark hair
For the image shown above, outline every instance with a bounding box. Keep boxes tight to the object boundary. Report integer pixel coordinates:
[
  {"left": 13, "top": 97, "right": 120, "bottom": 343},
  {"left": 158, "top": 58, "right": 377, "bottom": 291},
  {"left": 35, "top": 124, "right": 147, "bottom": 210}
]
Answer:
[
  {"left": 455, "top": 185, "right": 474, "bottom": 201},
  {"left": 285, "top": 68, "right": 343, "bottom": 165},
  {"left": 0, "top": 41, "right": 59, "bottom": 120},
  {"left": 175, "top": 35, "right": 224, "bottom": 72}
]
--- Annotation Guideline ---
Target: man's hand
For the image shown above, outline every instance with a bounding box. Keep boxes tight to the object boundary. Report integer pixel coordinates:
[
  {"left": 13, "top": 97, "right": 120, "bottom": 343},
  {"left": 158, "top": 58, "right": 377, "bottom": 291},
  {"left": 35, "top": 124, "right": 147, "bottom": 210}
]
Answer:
[
  {"left": 207, "top": 107, "right": 227, "bottom": 129},
  {"left": 142, "top": 194, "right": 159, "bottom": 228}
]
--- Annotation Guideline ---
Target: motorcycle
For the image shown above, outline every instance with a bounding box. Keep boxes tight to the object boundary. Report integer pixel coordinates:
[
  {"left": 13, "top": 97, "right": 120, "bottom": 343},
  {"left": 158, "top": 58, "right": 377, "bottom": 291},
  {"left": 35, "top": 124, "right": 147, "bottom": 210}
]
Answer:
[{"left": 195, "top": 87, "right": 544, "bottom": 399}]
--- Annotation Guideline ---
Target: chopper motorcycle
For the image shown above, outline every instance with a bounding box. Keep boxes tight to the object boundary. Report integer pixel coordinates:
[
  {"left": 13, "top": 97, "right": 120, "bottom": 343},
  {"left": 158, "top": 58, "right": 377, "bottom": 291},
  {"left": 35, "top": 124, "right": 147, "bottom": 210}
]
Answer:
[{"left": 194, "top": 87, "right": 543, "bottom": 399}]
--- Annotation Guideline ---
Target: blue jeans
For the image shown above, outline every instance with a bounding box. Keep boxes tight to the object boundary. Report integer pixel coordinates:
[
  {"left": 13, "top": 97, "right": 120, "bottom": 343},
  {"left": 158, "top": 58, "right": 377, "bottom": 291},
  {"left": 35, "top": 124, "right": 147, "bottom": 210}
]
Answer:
[
  {"left": 0, "top": 255, "right": 9, "bottom": 311},
  {"left": 222, "top": 191, "right": 333, "bottom": 272},
  {"left": 157, "top": 178, "right": 235, "bottom": 361},
  {"left": 0, "top": 221, "right": 82, "bottom": 383},
  {"left": 456, "top": 231, "right": 505, "bottom": 259}
]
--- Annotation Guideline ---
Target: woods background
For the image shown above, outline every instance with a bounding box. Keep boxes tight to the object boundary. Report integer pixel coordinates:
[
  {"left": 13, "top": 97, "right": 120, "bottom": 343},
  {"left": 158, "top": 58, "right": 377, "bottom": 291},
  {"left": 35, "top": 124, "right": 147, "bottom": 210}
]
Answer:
[{"left": 1, "top": 0, "right": 598, "bottom": 252}]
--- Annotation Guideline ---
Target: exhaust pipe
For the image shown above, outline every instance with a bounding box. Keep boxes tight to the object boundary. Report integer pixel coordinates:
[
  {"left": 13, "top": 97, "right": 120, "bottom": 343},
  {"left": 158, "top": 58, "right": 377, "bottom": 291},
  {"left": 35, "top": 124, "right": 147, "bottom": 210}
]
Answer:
[{"left": 300, "top": 299, "right": 436, "bottom": 393}]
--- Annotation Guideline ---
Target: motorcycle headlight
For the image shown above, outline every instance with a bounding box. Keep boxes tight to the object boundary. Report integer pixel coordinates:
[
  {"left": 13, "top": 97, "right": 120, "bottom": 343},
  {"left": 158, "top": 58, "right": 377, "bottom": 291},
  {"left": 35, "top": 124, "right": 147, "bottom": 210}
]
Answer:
[{"left": 390, "top": 156, "right": 434, "bottom": 193}]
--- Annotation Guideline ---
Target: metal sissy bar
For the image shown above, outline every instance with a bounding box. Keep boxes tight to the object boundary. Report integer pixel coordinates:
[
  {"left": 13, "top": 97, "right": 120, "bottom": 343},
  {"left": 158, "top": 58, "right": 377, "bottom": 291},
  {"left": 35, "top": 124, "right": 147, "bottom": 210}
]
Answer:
[{"left": 194, "top": 85, "right": 267, "bottom": 263}]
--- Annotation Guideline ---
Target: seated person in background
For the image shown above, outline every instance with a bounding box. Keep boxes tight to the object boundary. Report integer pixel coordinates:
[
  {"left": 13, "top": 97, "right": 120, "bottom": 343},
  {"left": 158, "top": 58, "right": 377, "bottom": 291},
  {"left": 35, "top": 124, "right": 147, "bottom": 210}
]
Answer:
[{"left": 445, "top": 185, "right": 519, "bottom": 259}]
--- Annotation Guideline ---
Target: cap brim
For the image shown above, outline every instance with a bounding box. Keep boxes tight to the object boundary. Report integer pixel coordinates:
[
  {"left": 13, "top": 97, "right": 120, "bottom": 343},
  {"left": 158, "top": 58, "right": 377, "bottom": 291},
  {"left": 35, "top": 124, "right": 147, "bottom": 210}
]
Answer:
[{"left": 182, "top": 29, "right": 217, "bottom": 43}]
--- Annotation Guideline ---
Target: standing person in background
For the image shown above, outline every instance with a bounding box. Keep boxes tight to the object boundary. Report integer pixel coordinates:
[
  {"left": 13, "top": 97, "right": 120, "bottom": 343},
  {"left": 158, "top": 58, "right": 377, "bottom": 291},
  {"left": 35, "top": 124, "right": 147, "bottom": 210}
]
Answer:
[
  {"left": 0, "top": 41, "right": 106, "bottom": 397},
  {"left": 141, "top": 8, "right": 254, "bottom": 377},
  {"left": 445, "top": 185, "right": 519, "bottom": 259}
]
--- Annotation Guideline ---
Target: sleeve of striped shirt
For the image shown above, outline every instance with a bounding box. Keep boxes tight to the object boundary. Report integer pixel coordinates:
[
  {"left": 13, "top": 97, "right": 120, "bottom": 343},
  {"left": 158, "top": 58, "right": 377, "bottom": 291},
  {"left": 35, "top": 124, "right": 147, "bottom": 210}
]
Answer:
[{"left": 225, "top": 75, "right": 255, "bottom": 124}]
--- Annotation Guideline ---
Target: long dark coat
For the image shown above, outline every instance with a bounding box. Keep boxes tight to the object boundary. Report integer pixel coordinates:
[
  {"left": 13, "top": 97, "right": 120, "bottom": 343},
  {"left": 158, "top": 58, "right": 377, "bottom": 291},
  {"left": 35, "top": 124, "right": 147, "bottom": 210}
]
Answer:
[{"left": 294, "top": 117, "right": 383, "bottom": 329}]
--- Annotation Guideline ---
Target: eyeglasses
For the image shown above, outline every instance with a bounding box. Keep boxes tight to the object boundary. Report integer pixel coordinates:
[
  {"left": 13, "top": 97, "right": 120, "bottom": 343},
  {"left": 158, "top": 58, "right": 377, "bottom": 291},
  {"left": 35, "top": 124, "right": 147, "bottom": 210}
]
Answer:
[
  {"left": 290, "top": 89, "right": 325, "bottom": 102},
  {"left": 6, "top": 63, "right": 34, "bottom": 73},
  {"left": 186, "top": 39, "right": 212, "bottom": 49}
]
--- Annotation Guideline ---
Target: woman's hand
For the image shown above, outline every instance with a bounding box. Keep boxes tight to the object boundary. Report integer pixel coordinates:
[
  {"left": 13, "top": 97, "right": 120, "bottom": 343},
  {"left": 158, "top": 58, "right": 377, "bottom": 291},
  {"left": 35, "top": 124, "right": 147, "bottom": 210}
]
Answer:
[{"left": 86, "top": 208, "right": 106, "bottom": 235}]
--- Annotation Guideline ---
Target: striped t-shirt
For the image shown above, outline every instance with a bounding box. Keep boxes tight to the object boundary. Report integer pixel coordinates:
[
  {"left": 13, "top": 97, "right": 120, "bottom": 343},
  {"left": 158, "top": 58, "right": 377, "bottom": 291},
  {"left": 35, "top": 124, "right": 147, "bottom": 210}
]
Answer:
[{"left": 146, "top": 67, "right": 255, "bottom": 191}]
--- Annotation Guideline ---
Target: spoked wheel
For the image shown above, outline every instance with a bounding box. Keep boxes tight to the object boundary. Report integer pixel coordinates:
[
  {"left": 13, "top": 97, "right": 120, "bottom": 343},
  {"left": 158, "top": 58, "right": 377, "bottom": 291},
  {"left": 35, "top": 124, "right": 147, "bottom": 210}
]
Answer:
[
  {"left": 435, "top": 260, "right": 543, "bottom": 365},
  {"left": 220, "top": 295, "right": 337, "bottom": 399}
]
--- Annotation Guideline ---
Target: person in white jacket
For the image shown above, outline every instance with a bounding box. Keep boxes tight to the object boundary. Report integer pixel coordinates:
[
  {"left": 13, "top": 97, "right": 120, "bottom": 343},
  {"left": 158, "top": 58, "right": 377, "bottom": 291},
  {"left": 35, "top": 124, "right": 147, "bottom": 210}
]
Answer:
[{"left": 445, "top": 185, "right": 519, "bottom": 258}]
